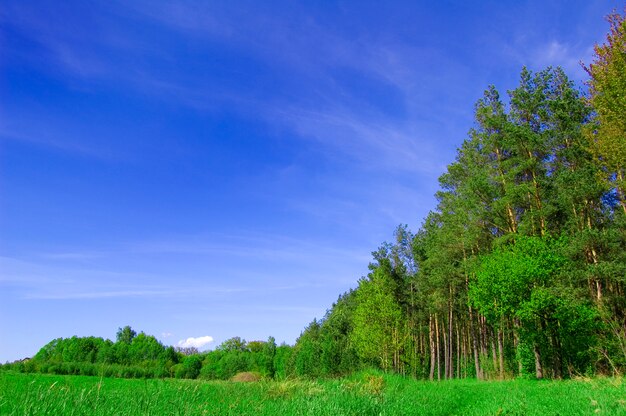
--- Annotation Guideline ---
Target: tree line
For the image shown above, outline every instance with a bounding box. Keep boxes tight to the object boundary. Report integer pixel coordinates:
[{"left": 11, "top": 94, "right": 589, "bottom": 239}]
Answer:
[
  {"left": 291, "top": 9, "right": 626, "bottom": 380},
  {"left": 3, "top": 326, "right": 292, "bottom": 380}
]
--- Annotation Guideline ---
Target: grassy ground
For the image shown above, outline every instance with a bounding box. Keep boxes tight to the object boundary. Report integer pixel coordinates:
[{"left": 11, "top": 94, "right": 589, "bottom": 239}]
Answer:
[{"left": 1, "top": 371, "right": 625, "bottom": 415}]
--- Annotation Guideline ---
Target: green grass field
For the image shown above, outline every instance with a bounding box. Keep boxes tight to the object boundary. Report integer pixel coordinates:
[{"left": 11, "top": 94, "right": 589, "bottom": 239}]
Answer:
[{"left": 1, "top": 371, "right": 625, "bottom": 415}]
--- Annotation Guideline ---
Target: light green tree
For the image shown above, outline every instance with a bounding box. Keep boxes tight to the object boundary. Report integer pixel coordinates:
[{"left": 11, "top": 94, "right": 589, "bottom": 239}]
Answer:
[
  {"left": 585, "top": 9, "right": 626, "bottom": 215},
  {"left": 351, "top": 266, "right": 403, "bottom": 371}
]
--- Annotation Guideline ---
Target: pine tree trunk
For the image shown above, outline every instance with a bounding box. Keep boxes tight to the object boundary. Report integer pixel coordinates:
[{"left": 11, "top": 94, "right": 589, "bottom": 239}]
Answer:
[
  {"left": 583, "top": 200, "right": 603, "bottom": 303},
  {"left": 435, "top": 314, "right": 441, "bottom": 381},
  {"left": 429, "top": 315, "right": 435, "bottom": 381},
  {"left": 443, "top": 318, "right": 449, "bottom": 380},
  {"left": 616, "top": 169, "right": 626, "bottom": 215},
  {"left": 527, "top": 158, "right": 546, "bottom": 237},
  {"left": 448, "top": 297, "right": 454, "bottom": 379},
  {"left": 480, "top": 315, "right": 488, "bottom": 357},
  {"left": 495, "top": 147, "right": 518, "bottom": 233},
  {"left": 461, "top": 326, "right": 470, "bottom": 378},
  {"left": 552, "top": 331, "right": 563, "bottom": 379},
  {"left": 491, "top": 330, "right": 498, "bottom": 378},
  {"left": 469, "top": 306, "right": 483, "bottom": 379},
  {"left": 456, "top": 321, "right": 461, "bottom": 379},
  {"left": 498, "top": 327, "right": 504, "bottom": 379},
  {"left": 534, "top": 344, "right": 543, "bottom": 379},
  {"left": 514, "top": 318, "right": 522, "bottom": 376}
]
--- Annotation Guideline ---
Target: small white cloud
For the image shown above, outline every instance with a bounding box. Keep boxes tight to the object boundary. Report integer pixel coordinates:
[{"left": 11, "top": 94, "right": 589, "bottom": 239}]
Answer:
[
  {"left": 177, "top": 336, "right": 214, "bottom": 350},
  {"left": 161, "top": 332, "right": 173, "bottom": 338}
]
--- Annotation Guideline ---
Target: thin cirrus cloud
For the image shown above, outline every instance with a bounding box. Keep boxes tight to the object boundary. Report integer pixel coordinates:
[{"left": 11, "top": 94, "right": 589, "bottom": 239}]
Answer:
[
  {"left": 1, "top": 246, "right": 346, "bottom": 302},
  {"left": 0, "top": 123, "right": 124, "bottom": 162},
  {"left": 22, "top": 289, "right": 177, "bottom": 301},
  {"left": 125, "top": 232, "right": 373, "bottom": 265},
  {"left": 270, "top": 105, "right": 443, "bottom": 175},
  {"left": 530, "top": 40, "right": 595, "bottom": 78},
  {"left": 1, "top": 1, "right": 458, "bottom": 174},
  {"left": 0, "top": 226, "right": 370, "bottom": 286},
  {"left": 501, "top": 38, "right": 592, "bottom": 79},
  {"left": 122, "top": 3, "right": 466, "bottom": 173},
  {"left": 177, "top": 336, "right": 214, "bottom": 350}
]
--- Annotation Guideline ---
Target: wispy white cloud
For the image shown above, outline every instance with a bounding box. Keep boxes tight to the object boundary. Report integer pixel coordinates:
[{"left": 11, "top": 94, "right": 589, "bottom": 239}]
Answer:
[
  {"left": 2, "top": 1, "right": 468, "bottom": 178},
  {"left": 177, "top": 335, "right": 213, "bottom": 350},
  {"left": 126, "top": 232, "right": 372, "bottom": 265},
  {"left": 0, "top": 3, "right": 114, "bottom": 79},
  {"left": 39, "top": 251, "right": 106, "bottom": 261},
  {"left": 120, "top": 4, "right": 465, "bottom": 174},
  {"left": 23, "top": 289, "right": 178, "bottom": 300},
  {"left": 0, "top": 256, "right": 62, "bottom": 285},
  {"left": 1, "top": 245, "right": 350, "bottom": 301},
  {"left": 497, "top": 35, "right": 592, "bottom": 80},
  {"left": 0, "top": 127, "right": 121, "bottom": 161},
  {"left": 270, "top": 105, "right": 442, "bottom": 174},
  {"left": 122, "top": 1, "right": 234, "bottom": 40},
  {"left": 529, "top": 40, "right": 589, "bottom": 77},
  {"left": 0, "top": 254, "right": 248, "bottom": 300}
]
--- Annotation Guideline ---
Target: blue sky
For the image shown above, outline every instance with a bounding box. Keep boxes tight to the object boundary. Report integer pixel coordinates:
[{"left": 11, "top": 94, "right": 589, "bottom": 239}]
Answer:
[{"left": 0, "top": 0, "right": 621, "bottom": 361}]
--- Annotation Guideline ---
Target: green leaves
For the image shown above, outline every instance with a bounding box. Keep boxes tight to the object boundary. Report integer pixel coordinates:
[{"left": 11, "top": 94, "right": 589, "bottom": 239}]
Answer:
[
  {"left": 585, "top": 9, "right": 626, "bottom": 215},
  {"left": 116, "top": 326, "right": 137, "bottom": 344},
  {"left": 469, "top": 236, "right": 567, "bottom": 323},
  {"left": 350, "top": 267, "right": 403, "bottom": 370}
]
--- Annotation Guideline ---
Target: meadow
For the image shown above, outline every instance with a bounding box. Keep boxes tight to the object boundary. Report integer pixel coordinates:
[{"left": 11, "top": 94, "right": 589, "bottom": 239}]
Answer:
[{"left": 1, "top": 371, "right": 625, "bottom": 415}]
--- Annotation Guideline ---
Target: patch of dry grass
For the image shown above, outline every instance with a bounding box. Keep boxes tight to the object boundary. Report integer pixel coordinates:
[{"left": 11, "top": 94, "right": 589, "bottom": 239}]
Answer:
[{"left": 231, "top": 372, "right": 262, "bottom": 382}]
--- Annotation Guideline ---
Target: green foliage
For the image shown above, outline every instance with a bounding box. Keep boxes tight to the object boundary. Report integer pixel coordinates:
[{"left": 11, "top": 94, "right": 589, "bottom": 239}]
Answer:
[
  {"left": 273, "top": 344, "right": 294, "bottom": 380},
  {"left": 262, "top": 336, "right": 277, "bottom": 378},
  {"left": 175, "top": 355, "right": 203, "bottom": 379},
  {"left": 293, "top": 319, "right": 322, "bottom": 378},
  {"left": 585, "top": 9, "right": 626, "bottom": 215},
  {"left": 290, "top": 290, "right": 361, "bottom": 378},
  {"left": 116, "top": 326, "right": 137, "bottom": 344},
  {"left": 218, "top": 336, "right": 248, "bottom": 352},
  {"left": 350, "top": 267, "right": 403, "bottom": 370},
  {"left": 470, "top": 236, "right": 567, "bottom": 322},
  {"left": 12, "top": 324, "right": 293, "bottom": 382}
]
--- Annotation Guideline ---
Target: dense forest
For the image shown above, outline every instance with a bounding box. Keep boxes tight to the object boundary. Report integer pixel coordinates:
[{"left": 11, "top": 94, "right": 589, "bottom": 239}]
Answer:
[
  {"left": 293, "top": 10, "right": 626, "bottom": 381},
  {"left": 294, "top": 10, "right": 626, "bottom": 381},
  {"left": 3, "top": 9, "right": 625, "bottom": 382}
]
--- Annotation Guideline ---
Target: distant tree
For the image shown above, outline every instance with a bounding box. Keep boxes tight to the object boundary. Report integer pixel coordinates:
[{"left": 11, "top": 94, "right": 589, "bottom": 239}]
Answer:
[
  {"left": 246, "top": 340, "right": 265, "bottom": 353},
  {"left": 350, "top": 265, "right": 403, "bottom": 371},
  {"left": 160, "top": 346, "right": 179, "bottom": 364},
  {"left": 175, "top": 346, "right": 199, "bottom": 356},
  {"left": 116, "top": 326, "right": 137, "bottom": 344},
  {"left": 129, "top": 332, "right": 166, "bottom": 362},
  {"left": 273, "top": 343, "right": 294, "bottom": 380},
  {"left": 293, "top": 319, "right": 322, "bottom": 377},
  {"left": 175, "top": 355, "right": 203, "bottom": 379},
  {"left": 219, "top": 350, "right": 251, "bottom": 379},
  {"left": 319, "top": 290, "right": 360, "bottom": 376},
  {"left": 262, "top": 336, "right": 277, "bottom": 378},
  {"left": 217, "top": 337, "right": 247, "bottom": 352}
]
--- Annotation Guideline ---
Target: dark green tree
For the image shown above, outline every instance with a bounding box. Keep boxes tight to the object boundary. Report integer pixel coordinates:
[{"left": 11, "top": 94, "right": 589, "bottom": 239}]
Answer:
[{"left": 116, "top": 326, "right": 137, "bottom": 344}]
